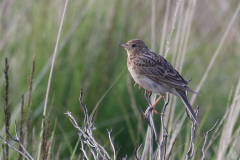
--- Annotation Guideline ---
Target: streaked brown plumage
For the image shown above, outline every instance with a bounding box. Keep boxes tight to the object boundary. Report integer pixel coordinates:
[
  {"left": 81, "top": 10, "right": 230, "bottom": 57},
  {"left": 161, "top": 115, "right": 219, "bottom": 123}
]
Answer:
[{"left": 120, "top": 39, "right": 200, "bottom": 124}]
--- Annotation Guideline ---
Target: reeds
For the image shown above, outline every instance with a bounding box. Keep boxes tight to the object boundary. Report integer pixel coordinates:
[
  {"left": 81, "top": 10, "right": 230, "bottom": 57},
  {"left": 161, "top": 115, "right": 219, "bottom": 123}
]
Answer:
[{"left": 1, "top": 0, "right": 240, "bottom": 159}]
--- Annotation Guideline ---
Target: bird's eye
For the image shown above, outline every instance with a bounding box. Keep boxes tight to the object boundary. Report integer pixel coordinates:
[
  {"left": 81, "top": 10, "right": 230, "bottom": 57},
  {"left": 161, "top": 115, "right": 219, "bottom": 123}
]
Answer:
[{"left": 132, "top": 44, "right": 136, "bottom": 47}]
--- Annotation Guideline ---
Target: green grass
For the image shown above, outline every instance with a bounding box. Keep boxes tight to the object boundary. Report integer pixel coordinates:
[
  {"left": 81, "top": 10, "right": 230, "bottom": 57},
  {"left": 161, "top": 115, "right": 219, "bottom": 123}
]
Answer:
[{"left": 1, "top": 0, "right": 240, "bottom": 159}]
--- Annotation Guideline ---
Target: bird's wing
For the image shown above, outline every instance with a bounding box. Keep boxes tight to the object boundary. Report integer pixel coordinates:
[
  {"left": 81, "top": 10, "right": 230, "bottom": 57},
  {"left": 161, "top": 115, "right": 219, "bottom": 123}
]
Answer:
[{"left": 132, "top": 50, "right": 199, "bottom": 95}]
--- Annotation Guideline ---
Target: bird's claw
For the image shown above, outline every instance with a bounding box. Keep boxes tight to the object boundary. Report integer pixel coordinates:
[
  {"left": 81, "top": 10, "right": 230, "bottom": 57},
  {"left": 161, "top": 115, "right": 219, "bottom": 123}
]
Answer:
[
  {"left": 134, "top": 82, "right": 142, "bottom": 90},
  {"left": 144, "top": 106, "right": 163, "bottom": 117}
]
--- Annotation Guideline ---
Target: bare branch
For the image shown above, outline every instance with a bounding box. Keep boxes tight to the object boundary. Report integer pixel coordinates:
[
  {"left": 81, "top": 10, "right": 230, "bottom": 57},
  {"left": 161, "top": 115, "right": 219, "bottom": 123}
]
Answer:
[
  {"left": 140, "top": 106, "right": 153, "bottom": 159},
  {"left": 14, "top": 121, "right": 34, "bottom": 160},
  {"left": 65, "top": 89, "right": 113, "bottom": 160},
  {"left": 143, "top": 91, "right": 152, "bottom": 107},
  {"left": 185, "top": 106, "right": 199, "bottom": 160},
  {"left": 0, "top": 121, "right": 34, "bottom": 160},
  {"left": 86, "top": 140, "right": 97, "bottom": 159},
  {"left": 149, "top": 112, "right": 154, "bottom": 160},
  {"left": 142, "top": 91, "right": 159, "bottom": 159},
  {"left": 141, "top": 92, "right": 170, "bottom": 160},
  {"left": 160, "top": 93, "right": 170, "bottom": 160},
  {"left": 205, "top": 108, "right": 228, "bottom": 151},
  {"left": 80, "top": 134, "right": 89, "bottom": 160},
  {"left": 0, "top": 135, "right": 30, "bottom": 160},
  {"left": 166, "top": 136, "right": 176, "bottom": 160},
  {"left": 201, "top": 119, "right": 220, "bottom": 160},
  {"left": 107, "top": 129, "right": 116, "bottom": 160},
  {"left": 134, "top": 142, "right": 142, "bottom": 160}
]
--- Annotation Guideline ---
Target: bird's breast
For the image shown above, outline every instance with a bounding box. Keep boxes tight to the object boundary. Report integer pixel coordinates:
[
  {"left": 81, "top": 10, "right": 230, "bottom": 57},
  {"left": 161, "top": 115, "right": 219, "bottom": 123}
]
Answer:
[{"left": 128, "top": 65, "right": 170, "bottom": 95}]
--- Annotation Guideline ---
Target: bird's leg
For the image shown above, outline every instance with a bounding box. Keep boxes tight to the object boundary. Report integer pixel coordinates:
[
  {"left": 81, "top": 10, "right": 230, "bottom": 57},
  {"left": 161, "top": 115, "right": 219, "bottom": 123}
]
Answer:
[{"left": 145, "top": 95, "right": 163, "bottom": 116}]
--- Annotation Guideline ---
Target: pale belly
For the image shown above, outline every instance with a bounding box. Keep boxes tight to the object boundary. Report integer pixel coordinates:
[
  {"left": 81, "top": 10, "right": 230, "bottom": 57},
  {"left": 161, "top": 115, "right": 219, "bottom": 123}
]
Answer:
[{"left": 129, "top": 70, "right": 172, "bottom": 96}]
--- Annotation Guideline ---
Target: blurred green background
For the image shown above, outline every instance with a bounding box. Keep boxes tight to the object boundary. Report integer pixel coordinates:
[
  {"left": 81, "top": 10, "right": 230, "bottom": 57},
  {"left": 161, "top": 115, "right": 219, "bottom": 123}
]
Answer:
[{"left": 0, "top": 0, "right": 240, "bottom": 159}]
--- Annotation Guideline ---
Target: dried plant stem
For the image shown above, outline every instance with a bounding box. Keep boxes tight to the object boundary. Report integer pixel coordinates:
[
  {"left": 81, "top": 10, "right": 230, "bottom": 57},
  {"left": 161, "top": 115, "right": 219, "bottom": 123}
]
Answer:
[
  {"left": 134, "top": 142, "right": 142, "bottom": 160},
  {"left": 201, "top": 119, "right": 219, "bottom": 160},
  {"left": 80, "top": 134, "right": 89, "bottom": 160},
  {"left": 0, "top": 121, "right": 34, "bottom": 160},
  {"left": 18, "top": 94, "right": 24, "bottom": 160},
  {"left": 190, "top": 1, "right": 240, "bottom": 104},
  {"left": 141, "top": 126, "right": 151, "bottom": 160},
  {"left": 159, "top": 0, "right": 170, "bottom": 56},
  {"left": 171, "top": 0, "right": 183, "bottom": 67},
  {"left": 149, "top": 113, "right": 161, "bottom": 159},
  {"left": 141, "top": 92, "right": 170, "bottom": 160},
  {"left": 47, "top": 131, "right": 54, "bottom": 160},
  {"left": 38, "top": 0, "right": 69, "bottom": 159},
  {"left": 141, "top": 111, "right": 153, "bottom": 160},
  {"left": 32, "top": 128, "right": 36, "bottom": 157},
  {"left": 167, "top": 3, "right": 240, "bottom": 156},
  {"left": 160, "top": 94, "right": 170, "bottom": 160},
  {"left": 41, "top": 116, "right": 46, "bottom": 159},
  {"left": 151, "top": 0, "right": 155, "bottom": 50},
  {"left": 65, "top": 89, "right": 112, "bottom": 159},
  {"left": 185, "top": 106, "right": 199, "bottom": 160},
  {"left": 141, "top": 92, "right": 153, "bottom": 160},
  {"left": 174, "top": 0, "right": 191, "bottom": 71},
  {"left": 3, "top": 57, "right": 11, "bottom": 160},
  {"left": 205, "top": 109, "right": 229, "bottom": 152},
  {"left": 107, "top": 129, "right": 116, "bottom": 160},
  {"left": 2, "top": 144, "right": 6, "bottom": 160},
  {"left": 0, "top": 0, "right": 95, "bottom": 138},
  {"left": 179, "top": 0, "right": 196, "bottom": 73},
  {"left": 164, "top": 0, "right": 182, "bottom": 58},
  {"left": 166, "top": 136, "right": 176, "bottom": 160},
  {"left": 24, "top": 55, "right": 35, "bottom": 151},
  {"left": 149, "top": 112, "right": 154, "bottom": 160},
  {"left": 42, "top": 118, "right": 50, "bottom": 160}
]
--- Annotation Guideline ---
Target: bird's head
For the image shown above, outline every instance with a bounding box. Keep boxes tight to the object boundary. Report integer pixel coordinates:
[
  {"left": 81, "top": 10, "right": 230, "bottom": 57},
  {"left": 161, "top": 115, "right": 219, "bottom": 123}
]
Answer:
[{"left": 119, "top": 39, "right": 148, "bottom": 56}]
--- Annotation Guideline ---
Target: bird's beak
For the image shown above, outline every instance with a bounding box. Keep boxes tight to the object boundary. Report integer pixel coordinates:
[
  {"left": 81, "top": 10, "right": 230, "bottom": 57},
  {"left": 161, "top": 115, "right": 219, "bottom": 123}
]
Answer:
[{"left": 119, "top": 44, "right": 127, "bottom": 48}]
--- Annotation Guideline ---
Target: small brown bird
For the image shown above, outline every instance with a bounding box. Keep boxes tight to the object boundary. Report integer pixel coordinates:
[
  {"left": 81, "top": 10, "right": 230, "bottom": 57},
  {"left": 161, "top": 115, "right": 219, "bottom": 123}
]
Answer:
[{"left": 119, "top": 39, "right": 200, "bottom": 124}]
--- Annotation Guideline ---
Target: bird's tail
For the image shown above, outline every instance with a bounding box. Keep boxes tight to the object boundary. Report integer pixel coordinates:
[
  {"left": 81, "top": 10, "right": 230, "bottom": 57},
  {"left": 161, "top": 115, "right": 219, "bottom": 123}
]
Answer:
[{"left": 176, "top": 89, "right": 200, "bottom": 125}]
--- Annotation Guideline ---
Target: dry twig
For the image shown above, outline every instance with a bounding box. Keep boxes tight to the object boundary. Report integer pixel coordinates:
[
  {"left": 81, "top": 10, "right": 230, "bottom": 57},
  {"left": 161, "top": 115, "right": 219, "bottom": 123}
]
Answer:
[
  {"left": 107, "top": 129, "right": 116, "bottom": 160},
  {"left": 160, "top": 94, "right": 170, "bottom": 160},
  {"left": 201, "top": 119, "right": 220, "bottom": 160},
  {"left": 185, "top": 106, "right": 199, "bottom": 160},
  {"left": 141, "top": 92, "right": 170, "bottom": 160},
  {"left": 0, "top": 121, "right": 34, "bottom": 160},
  {"left": 65, "top": 89, "right": 115, "bottom": 160},
  {"left": 134, "top": 142, "right": 142, "bottom": 160}
]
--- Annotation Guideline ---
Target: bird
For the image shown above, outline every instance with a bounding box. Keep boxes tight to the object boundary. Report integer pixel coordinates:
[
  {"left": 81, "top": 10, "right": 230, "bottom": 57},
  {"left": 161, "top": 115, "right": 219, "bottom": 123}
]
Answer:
[{"left": 119, "top": 39, "right": 200, "bottom": 124}]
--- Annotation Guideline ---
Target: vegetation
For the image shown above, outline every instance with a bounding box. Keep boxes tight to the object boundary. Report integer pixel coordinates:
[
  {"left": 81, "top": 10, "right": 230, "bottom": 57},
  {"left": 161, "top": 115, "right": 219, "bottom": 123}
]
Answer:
[{"left": 0, "top": 0, "right": 240, "bottom": 159}]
